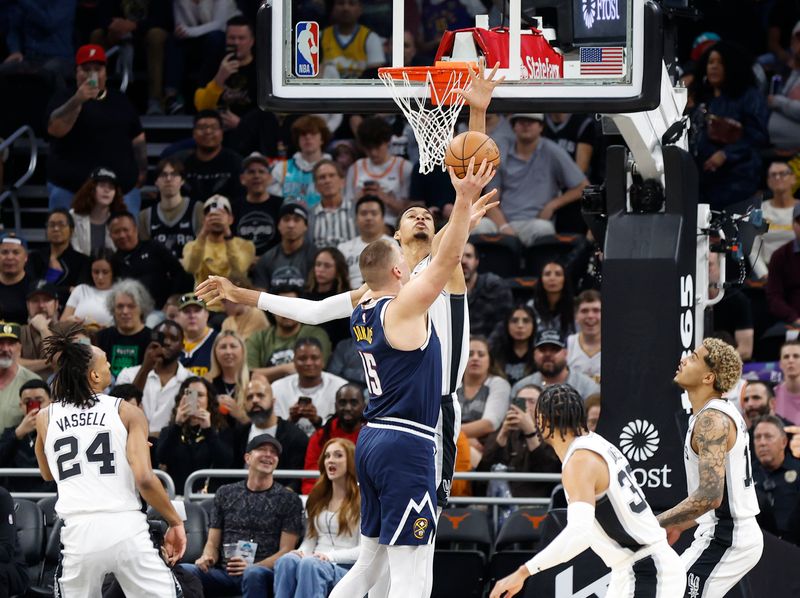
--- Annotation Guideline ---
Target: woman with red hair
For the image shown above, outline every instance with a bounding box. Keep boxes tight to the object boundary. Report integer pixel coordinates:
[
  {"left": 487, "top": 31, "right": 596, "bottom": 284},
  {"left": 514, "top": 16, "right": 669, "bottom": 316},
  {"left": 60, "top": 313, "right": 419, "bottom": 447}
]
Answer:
[
  {"left": 70, "top": 167, "right": 127, "bottom": 255},
  {"left": 273, "top": 438, "right": 360, "bottom": 597}
]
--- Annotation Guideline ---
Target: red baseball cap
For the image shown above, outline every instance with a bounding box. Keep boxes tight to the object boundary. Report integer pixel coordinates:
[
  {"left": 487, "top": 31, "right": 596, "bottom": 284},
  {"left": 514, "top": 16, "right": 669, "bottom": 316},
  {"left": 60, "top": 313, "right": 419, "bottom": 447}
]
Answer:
[{"left": 76, "top": 44, "right": 107, "bottom": 66}]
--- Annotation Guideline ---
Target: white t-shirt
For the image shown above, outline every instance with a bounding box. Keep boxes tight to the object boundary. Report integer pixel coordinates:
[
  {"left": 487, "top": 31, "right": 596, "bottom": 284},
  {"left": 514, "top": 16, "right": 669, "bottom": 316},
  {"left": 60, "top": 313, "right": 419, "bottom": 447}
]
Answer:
[
  {"left": 337, "top": 234, "right": 394, "bottom": 288},
  {"left": 65, "top": 284, "right": 114, "bottom": 328},
  {"left": 345, "top": 156, "right": 412, "bottom": 225},
  {"left": 566, "top": 333, "right": 601, "bottom": 384},
  {"left": 115, "top": 363, "right": 191, "bottom": 433},
  {"left": 271, "top": 371, "right": 349, "bottom": 436}
]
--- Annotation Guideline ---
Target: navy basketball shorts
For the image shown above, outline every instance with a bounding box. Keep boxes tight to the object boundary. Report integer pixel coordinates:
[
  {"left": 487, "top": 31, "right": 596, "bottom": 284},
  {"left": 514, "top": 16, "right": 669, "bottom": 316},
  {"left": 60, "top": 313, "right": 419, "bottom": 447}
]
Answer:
[{"left": 357, "top": 421, "right": 438, "bottom": 546}]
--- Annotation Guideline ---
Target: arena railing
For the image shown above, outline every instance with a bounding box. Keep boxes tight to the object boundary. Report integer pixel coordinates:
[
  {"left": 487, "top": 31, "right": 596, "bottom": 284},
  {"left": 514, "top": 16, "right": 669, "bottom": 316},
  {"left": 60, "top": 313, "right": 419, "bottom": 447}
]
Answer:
[
  {"left": 184, "top": 469, "right": 562, "bottom": 529},
  {"left": 1, "top": 468, "right": 177, "bottom": 500},
  {"left": 0, "top": 125, "right": 38, "bottom": 235}
]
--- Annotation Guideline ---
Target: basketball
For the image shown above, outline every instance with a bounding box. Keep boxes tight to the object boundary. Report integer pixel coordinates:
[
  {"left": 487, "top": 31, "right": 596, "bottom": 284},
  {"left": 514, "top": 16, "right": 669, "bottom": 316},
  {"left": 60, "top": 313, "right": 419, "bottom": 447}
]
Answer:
[{"left": 444, "top": 131, "right": 501, "bottom": 179}]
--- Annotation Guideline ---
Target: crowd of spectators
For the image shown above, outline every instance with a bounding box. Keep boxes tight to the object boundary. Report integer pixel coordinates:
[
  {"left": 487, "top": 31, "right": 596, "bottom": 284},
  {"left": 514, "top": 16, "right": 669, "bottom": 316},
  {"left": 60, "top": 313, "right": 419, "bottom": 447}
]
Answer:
[{"left": 1, "top": 1, "right": 800, "bottom": 594}]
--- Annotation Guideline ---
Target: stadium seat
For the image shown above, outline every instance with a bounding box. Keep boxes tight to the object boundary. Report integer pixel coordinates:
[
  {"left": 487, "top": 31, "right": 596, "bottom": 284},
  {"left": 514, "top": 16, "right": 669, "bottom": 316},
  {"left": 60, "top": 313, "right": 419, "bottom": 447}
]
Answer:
[
  {"left": 13, "top": 498, "right": 45, "bottom": 590},
  {"left": 469, "top": 233, "right": 523, "bottom": 278},
  {"left": 522, "top": 234, "right": 582, "bottom": 276},
  {"left": 505, "top": 276, "right": 538, "bottom": 304},
  {"left": 489, "top": 507, "right": 548, "bottom": 583},
  {"left": 199, "top": 498, "right": 215, "bottom": 519},
  {"left": 548, "top": 484, "right": 568, "bottom": 510},
  {"left": 436, "top": 508, "right": 493, "bottom": 555},
  {"left": 147, "top": 501, "right": 209, "bottom": 564},
  {"left": 36, "top": 496, "right": 58, "bottom": 529},
  {"left": 27, "top": 517, "right": 64, "bottom": 597}
]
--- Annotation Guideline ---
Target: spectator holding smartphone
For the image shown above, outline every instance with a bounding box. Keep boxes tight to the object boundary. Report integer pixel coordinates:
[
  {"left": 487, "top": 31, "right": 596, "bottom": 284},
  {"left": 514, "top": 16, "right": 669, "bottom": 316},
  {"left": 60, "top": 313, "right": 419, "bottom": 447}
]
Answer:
[
  {"left": 194, "top": 16, "right": 258, "bottom": 130},
  {"left": 0, "top": 380, "right": 56, "bottom": 493},
  {"left": 206, "top": 330, "right": 251, "bottom": 426},
  {"left": 116, "top": 320, "right": 191, "bottom": 438},
  {"left": 157, "top": 376, "right": 234, "bottom": 494},
  {"left": 478, "top": 384, "right": 561, "bottom": 498}
]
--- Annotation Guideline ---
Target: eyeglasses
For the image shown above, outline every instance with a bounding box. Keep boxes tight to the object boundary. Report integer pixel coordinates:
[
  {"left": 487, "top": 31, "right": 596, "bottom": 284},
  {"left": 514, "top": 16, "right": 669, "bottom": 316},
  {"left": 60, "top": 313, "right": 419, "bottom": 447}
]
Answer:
[
  {"left": 47, "top": 221, "right": 68, "bottom": 229},
  {"left": 768, "top": 171, "right": 792, "bottom": 179}
]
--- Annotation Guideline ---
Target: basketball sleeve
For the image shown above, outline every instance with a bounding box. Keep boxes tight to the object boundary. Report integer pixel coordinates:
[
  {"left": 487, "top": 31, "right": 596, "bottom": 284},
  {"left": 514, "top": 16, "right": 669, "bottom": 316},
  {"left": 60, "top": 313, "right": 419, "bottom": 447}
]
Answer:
[
  {"left": 524, "top": 502, "right": 594, "bottom": 575},
  {"left": 257, "top": 290, "right": 354, "bottom": 324}
]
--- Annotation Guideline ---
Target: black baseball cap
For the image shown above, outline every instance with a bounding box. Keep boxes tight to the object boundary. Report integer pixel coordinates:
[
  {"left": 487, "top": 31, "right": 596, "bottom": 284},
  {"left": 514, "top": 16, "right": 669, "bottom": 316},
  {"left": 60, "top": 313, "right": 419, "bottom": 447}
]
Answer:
[
  {"left": 26, "top": 283, "right": 59, "bottom": 301},
  {"left": 534, "top": 328, "right": 566, "bottom": 349},
  {"left": 246, "top": 433, "right": 282, "bottom": 455},
  {"left": 278, "top": 202, "right": 308, "bottom": 224},
  {"left": 90, "top": 167, "right": 117, "bottom": 185}
]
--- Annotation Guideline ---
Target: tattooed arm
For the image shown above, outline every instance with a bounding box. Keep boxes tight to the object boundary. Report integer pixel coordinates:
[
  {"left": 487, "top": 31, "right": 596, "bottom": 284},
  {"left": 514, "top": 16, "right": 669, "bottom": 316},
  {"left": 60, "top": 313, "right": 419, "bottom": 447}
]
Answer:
[{"left": 657, "top": 409, "right": 733, "bottom": 535}]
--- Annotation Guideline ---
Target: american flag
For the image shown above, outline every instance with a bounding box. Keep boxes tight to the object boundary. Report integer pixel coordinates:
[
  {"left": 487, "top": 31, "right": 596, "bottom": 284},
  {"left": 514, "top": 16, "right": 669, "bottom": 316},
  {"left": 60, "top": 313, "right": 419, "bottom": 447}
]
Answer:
[{"left": 579, "top": 47, "right": 624, "bottom": 76}]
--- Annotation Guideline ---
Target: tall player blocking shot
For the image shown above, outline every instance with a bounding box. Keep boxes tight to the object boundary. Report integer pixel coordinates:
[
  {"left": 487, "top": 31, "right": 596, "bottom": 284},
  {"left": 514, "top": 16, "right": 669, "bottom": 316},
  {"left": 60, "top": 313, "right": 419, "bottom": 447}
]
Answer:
[
  {"left": 490, "top": 384, "right": 686, "bottom": 598},
  {"left": 35, "top": 325, "right": 186, "bottom": 597},
  {"left": 658, "top": 338, "right": 762, "bottom": 598}
]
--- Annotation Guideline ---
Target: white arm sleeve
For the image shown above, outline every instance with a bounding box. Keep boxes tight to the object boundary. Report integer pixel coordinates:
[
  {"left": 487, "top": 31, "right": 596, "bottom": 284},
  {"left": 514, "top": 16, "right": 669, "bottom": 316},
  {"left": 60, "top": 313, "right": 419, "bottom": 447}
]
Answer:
[
  {"left": 525, "top": 502, "right": 595, "bottom": 575},
  {"left": 256, "top": 290, "right": 354, "bottom": 325}
]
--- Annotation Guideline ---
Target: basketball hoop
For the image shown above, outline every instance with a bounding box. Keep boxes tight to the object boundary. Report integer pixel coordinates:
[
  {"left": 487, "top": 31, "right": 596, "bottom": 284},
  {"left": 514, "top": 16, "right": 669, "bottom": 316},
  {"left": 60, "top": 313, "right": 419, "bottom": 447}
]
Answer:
[{"left": 378, "top": 63, "right": 471, "bottom": 174}]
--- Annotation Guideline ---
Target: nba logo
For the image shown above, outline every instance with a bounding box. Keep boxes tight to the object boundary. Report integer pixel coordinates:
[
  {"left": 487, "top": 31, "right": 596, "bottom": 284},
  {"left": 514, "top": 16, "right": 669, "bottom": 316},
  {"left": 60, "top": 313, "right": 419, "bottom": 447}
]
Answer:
[{"left": 295, "top": 22, "right": 319, "bottom": 78}]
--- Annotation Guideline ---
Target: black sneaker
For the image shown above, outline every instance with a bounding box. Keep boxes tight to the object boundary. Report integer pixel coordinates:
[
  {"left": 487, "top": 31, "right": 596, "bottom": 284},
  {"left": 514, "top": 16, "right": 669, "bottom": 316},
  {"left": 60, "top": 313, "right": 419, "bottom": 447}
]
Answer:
[{"left": 166, "top": 94, "right": 185, "bottom": 115}]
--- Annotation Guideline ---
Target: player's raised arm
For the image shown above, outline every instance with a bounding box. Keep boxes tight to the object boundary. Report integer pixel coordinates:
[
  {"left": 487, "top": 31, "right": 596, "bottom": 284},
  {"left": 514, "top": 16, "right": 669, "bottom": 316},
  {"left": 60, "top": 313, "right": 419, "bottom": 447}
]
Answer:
[
  {"left": 657, "top": 409, "right": 731, "bottom": 537},
  {"left": 455, "top": 58, "right": 504, "bottom": 134},
  {"left": 196, "top": 276, "right": 368, "bottom": 323},
  {"left": 490, "top": 450, "right": 605, "bottom": 598}
]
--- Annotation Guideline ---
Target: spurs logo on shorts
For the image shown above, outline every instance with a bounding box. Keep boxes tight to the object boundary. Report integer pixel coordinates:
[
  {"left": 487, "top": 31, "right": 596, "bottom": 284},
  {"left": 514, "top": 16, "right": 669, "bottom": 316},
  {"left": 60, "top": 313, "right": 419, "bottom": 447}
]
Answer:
[
  {"left": 687, "top": 573, "right": 700, "bottom": 598},
  {"left": 413, "top": 518, "right": 429, "bottom": 539}
]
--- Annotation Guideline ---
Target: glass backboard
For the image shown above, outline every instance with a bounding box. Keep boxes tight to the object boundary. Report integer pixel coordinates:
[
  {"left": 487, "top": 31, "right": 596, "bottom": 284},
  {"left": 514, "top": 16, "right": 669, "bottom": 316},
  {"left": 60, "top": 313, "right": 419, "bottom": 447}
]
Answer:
[{"left": 258, "top": 0, "right": 664, "bottom": 113}]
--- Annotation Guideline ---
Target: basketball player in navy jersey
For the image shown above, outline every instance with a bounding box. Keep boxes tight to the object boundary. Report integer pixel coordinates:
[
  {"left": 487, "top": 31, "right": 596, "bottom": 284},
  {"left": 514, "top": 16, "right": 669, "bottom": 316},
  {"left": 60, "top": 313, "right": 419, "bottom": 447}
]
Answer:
[
  {"left": 34, "top": 326, "right": 186, "bottom": 597},
  {"left": 658, "top": 338, "right": 762, "bottom": 598},
  {"left": 491, "top": 384, "right": 685, "bottom": 598}
]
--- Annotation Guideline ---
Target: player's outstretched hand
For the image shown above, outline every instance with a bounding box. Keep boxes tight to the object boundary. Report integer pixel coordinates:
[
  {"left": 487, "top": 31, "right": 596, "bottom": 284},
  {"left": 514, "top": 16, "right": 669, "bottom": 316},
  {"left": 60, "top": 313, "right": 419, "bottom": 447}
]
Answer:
[
  {"left": 448, "top": 157, "right": 496, "bottom": 203},
  {"left": 196, "top": 275, "right": 236, "bottom": 307},
  {"left": 454, "top": 57, "right": 505, "bottom": 111},
  {"left": 469, "top": 190, "right": 499, "bottom": 231},
  {"left": 489, "top": 566, "right": 530, "bottom": 598},
  {"left": 164, "top": 523, "right": 187, "bottom": 565},
  {"left": 665, "top": 526, "right": 682, "bottom": 546}
]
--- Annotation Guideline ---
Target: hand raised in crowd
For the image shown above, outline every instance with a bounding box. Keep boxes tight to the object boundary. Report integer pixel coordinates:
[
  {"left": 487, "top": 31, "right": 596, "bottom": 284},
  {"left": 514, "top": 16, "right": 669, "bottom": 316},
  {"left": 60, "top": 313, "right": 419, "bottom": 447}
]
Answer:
[
  {"left": 75, "top": 78, "right": 101, "bottom": 103},
  {"left": 174, "top": 398, "right": 193, "bottom": 426},
  {"left": 220, "top": 109, "right": 241, "bottom": 130},
  {"left": 192, "top": 408, "right": 212, "bottom": 430},
  {"left": 218, "top": 395, "right": 249, "bottom": 424},
  {"left": 215, "top": 53, "right": 240, "bottom": 87},
  {"left": 141, "top": 341, "right": 165, "bottom": 372},
  {"left": 28, "top": 313, "right": 51, "bottom": 335},
  {"left": 15, "top": 408, "right": 39, "bottom": 439}
]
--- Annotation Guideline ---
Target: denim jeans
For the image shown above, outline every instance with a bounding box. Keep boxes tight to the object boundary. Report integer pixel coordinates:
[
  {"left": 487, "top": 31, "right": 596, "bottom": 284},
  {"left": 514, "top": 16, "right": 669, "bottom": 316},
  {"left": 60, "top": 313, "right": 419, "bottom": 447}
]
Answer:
[
  {"left": 273, "top": 553, "right": 349, "bottom": 598},
  {"left": 47, "top": 182, "right": 142, "bottom": 217},
  {"left": 179, "top": 563, "right": 274, "bottom": 598}
]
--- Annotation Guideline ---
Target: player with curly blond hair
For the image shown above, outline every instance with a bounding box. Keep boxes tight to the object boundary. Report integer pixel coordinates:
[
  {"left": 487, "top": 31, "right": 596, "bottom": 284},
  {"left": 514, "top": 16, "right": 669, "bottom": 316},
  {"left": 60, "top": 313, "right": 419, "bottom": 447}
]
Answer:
[{"left": 658, "top": 338, "right": 762, "bottom": 598}]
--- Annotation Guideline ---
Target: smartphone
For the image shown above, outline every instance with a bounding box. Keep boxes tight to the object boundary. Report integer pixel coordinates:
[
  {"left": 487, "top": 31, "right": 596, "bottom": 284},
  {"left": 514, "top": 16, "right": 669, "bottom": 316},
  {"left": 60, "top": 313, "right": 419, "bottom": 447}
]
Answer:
[
  {"left": 185, "top": 389, "right": 199, "bottom": 415},
  {"left": 151, "top": 330, "right": 165, "bottom": 345},
  {"left": 297, "top": 396, "right": 312, "bottom": 406},
  {"left": 512, "top": 396, "right": 528, "bottom": 411},
  {"left": 226, "top": 44, "right": 237, "bottom": 58},
  {"left": 26, "top": 399, "right": 41, "bottom": 414},
  {"left": 770, "top": 75, "right": 783, "bottom": 96}
]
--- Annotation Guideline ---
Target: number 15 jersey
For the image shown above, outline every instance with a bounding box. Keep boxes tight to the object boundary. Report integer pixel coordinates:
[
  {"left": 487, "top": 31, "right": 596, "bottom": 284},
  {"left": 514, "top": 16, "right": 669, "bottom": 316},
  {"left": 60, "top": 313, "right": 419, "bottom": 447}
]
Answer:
[
  {"left": 45, "top": 394, "right": 141, "bottom": 520},
  {"left": 562, "top": 432, "right": 668, "bottom": 568}
]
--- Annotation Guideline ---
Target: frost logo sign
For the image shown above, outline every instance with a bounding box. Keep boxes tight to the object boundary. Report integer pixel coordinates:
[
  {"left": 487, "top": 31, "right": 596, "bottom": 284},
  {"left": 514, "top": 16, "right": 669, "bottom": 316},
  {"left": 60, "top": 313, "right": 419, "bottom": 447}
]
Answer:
[
  {"left": 619, "top": 420, "right": 672, "bottom": 489},
  {"left": 582, "top": 0, "right": 621, "bottom": 29},
  {"left": 619, "top": 419, "right": 660, "bottom": 462}
]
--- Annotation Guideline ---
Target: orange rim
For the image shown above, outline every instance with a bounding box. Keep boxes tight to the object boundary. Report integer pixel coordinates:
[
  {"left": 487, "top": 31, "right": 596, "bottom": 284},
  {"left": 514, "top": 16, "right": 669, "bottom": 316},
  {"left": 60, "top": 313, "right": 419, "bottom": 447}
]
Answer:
[{"left": 378, "top": 62, "right": 474, "bottom": 105}]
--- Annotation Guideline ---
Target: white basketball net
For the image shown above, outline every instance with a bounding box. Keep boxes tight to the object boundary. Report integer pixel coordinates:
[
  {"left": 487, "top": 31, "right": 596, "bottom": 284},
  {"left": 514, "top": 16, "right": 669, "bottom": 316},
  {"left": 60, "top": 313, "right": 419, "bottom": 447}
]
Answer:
[{"left": 379, "top": 68, "right": 468, "bottom": 175}]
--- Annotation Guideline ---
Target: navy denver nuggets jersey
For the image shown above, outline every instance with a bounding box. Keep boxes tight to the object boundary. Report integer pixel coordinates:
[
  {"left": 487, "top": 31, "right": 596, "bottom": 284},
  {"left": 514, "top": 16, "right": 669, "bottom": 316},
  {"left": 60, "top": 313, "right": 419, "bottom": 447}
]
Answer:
[{"left": 352, "top": 296, "right": 442, "bottom": 429}]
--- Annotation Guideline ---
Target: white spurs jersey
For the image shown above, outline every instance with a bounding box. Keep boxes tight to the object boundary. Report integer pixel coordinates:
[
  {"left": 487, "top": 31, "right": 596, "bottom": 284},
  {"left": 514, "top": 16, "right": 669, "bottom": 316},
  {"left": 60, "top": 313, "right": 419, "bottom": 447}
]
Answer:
[
  {"left": 563, "top": 433, "right": 668, "bottom": 568},
  {"left": 45, "top": 394, "right": 141, "bottom": 520},
  {"left": 412, "top": 255, "right": 470, "bottom": 396},
  {"left": 684, "top": 399, "right": 760, "bottom": 527}
]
